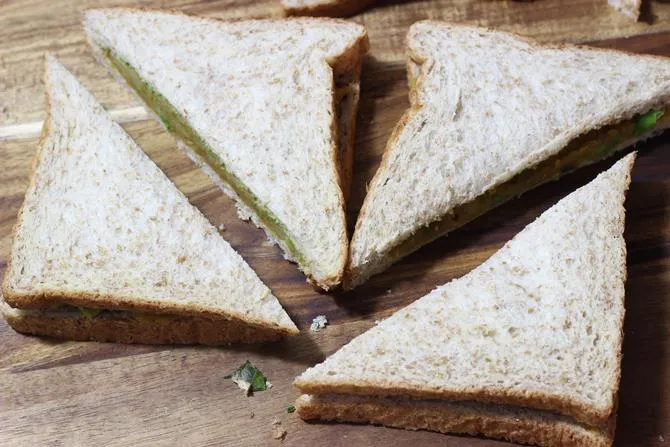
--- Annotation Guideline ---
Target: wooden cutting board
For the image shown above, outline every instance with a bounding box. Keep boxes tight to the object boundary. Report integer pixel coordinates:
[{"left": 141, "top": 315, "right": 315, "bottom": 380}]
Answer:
[{"left": 1, "top": 1, "right": 669, "bottom": 446}]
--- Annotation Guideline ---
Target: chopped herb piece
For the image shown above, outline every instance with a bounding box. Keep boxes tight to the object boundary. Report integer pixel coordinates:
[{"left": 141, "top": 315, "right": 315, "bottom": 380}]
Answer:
[
  {"left": 226, "top": 360, "right": 270, "bottom": 395},
  {"left": 635, "top": 110, "right": 664, "bottom": 136},
  {"left": 287, "top": 406, "right": 296, "bottom": 414}
]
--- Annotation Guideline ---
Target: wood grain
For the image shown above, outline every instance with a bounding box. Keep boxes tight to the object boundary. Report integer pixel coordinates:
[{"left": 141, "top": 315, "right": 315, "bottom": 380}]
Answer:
[{"left": 1, "top": 1, "right": 669, "bottom": 446}]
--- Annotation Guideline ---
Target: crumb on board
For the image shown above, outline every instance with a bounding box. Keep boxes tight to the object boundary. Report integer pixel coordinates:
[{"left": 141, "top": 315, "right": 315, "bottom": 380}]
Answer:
[
  {"left": 310, "top": 315, "right": 328, "bottom": 332},
  {"left": 386, "top": 289, "right": 392, "bottom": 294},
  {"left": 250, "top": 412, "right": 255, "bottom": 419},
  {"left": 217, "top": 223, "right": 226, "bottom": 231},
  {"left": 272, "top": 417, "right": 287, "bottom": 441}
]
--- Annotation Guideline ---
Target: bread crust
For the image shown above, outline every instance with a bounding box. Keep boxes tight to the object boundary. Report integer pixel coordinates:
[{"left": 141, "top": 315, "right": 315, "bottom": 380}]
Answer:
[
  {"left": 296, "top": 394, "right": 615, "bottom": 447},
  {"left": 4, "top": 287, "right": 298, "bottom": 336},
  {"left": 85, "top": 8, "right": 369, "bottom": 291},
  {"left": 281, "top": 0, "right": 375, "bottom": 17},
  {"left": 2, "top": 304, "right": 285, "bottom": 345}
]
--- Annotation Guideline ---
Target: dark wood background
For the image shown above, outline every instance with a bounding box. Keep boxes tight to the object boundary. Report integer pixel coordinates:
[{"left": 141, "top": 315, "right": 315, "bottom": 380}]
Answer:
[{"left": 0, "top": 1, "right": 668, "bottom": 445}]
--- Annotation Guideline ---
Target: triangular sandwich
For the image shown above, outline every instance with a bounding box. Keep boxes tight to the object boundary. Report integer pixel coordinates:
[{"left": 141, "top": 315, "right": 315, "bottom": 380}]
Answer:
[
  {"left": 1, "top": 58, "right": 298, "bottom": 345},
  {"left": 296, "top": 154, "right": 636, "bottom": 446},
  {"left": 84, "top": 9, "right": 370, "bottom": 290},
  {"left": 346, "top": 21, "right": 670, "bottom": 288}
]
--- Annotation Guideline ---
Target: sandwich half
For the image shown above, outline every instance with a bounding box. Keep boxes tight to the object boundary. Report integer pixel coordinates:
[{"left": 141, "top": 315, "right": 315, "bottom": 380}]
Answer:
[
  {"left": 345, "top": 21, "right": 670, "bottom": 289},
  {"left": 0, "top": 57, "right": 299, "bottom": 345},
  {"left": 296, "top": 154, "right": 636, "bottom": 446},
  {"left": 281, "top": 0, "right": 375, "bottom": 17},
  {"left": 84, "top": 9, "right": 370, "bottom": 291}
]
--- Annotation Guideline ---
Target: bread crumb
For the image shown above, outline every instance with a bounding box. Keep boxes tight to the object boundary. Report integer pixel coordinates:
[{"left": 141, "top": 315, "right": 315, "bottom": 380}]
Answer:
[
  {"left": 217, "top": 223, "right": 226, "bottom": 231},
  {"left": 250, "top": 412, "right": 255, "bottom": 419},
  {"left": 660, "top": 434, "right": 665, "bottom": 442},
  {"left": 374, "top": 320, "right": 381, "bottom": 325},
  {"left": 386, "top": 289, "right": 392, "bottom": 294},
  {"left": 271, "top": 418, "right": 287, "bottom": 440},
  {"left": 266, "top": 381, "right": 273, "bottom": 389},
  {"left": 310, "top": 315, "right": 328, "bottom": 332}
]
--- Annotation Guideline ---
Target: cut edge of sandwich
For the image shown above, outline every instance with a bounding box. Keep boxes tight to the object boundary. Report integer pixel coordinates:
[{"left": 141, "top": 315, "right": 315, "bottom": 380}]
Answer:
[
  {"left": 84, "top": 9, "right": 369, "bottom": 291},
  {"left": 281, "top": 0, "right": 376, "bottom": 17},
  {"left": 0, "top": 294, "right": 286, "bottom": 344},
  {"left": 344, "top": 22, "right": 670, "bottom": 290},
  {"left": 1, "top": 56, "right": 299, "bottom": 340},
  {"left": 295, "top": 394, "right": 616, "bottom": 447}
]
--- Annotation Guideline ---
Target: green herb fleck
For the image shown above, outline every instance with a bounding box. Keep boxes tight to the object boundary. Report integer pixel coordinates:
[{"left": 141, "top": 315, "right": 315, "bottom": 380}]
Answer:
[
  {"left": 287, "top": 406, "right": 296, "bottom": 414},
  {"left": 158, "top": 113, "right": 174, "bottom": 132},
  {"left": 635, "top": 110, "right": 664, "bottom": 136},
  {"left": 227, "top": 361, "right": 270, "bottom": 395},
  {"left": 79, "top": 307, "right": 103, "bottom": 319}
]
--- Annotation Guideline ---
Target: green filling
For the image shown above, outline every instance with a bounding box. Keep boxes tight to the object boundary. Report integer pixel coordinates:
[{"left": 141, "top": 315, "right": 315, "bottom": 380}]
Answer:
[
  {"left": 635, "top": 110, "right": 665, "bottom": 136},
  {"left": 102, "top": 48, "right": 306, "bottom": 266},
  {"left": 386, "top": 109, "right": 670, "bottom": 265}
]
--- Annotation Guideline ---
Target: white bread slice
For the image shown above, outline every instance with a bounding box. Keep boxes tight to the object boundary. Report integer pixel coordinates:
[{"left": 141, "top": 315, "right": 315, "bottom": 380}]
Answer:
[
  {"left": 84, "top": 9, "right": 370, "bottom": 290},
  {"left": 609, "top": 0, "right": 642, "bottom": 20},
  {"left": 281, "top": 0, "right": 375, "bottom": 17},
  {"left": 346, "top": 21, "right": 670, "bottom": 289},
  {"left": 296, "top": 154, "right": 635, "bottom": 445},
  {"left": 1, "top": 57, "right": 298, "bottom": 341}
]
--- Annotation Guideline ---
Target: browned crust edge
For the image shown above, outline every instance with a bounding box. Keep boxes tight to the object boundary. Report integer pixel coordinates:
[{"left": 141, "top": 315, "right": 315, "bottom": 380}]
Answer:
[
  {"left": 84, "top": 7, "right": 370, "bottom": 292},
  {"left": 3, "top": 307, "right": 284, "bottom": 345},
  {"left": 282, "top": 0, "right": 376, "bottom": 17},
  {"left": 295, "top": 394, "right": 615, "bottom": 447}
]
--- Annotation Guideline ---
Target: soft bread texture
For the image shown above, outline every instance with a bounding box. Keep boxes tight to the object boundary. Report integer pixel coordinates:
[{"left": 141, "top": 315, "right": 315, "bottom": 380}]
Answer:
[
  {"left": 281, "top": 0, "right": 375, "bottom": 17},
  {"left": 296, "top": 154, "right": 634, "bottom": 439},
  {"left": 1, "top": 58, "right": 298, "bottom": 340},
  {"left": 0, "top": 297, "right": 284, "bottom": 345},
  {"left": 85, "top": 9, "right": 369, "bottom": 290},
  {"left": 296, "top": 394, "right": 614, "bottom": 447},
  {"left": 608, "top": 0, "right": 641, "bottom": 20},
  {"left": 346, "top": 21, "right": 670, "bottom": 289}
]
